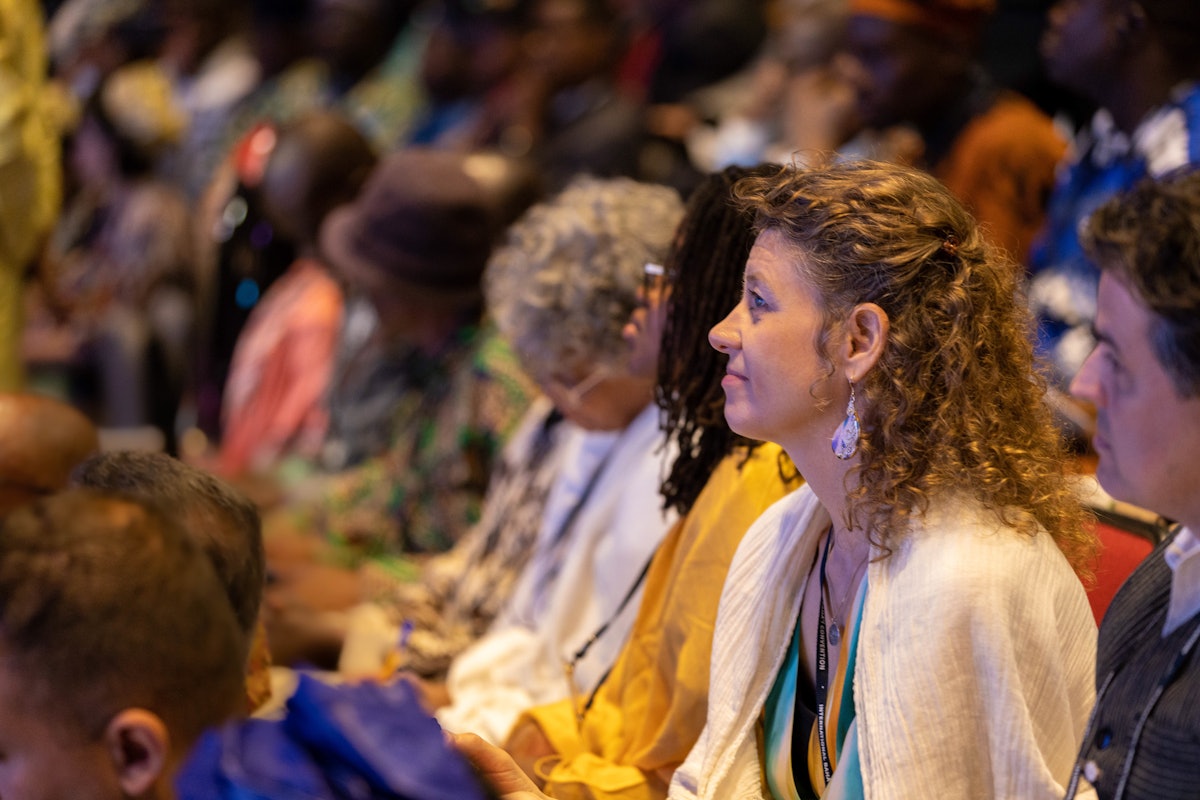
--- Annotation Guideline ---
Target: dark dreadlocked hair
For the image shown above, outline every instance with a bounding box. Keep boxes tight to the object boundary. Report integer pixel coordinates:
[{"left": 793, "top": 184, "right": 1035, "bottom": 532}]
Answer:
[{"left": 656, "top": 163, "right": 793, "bottom": 515}]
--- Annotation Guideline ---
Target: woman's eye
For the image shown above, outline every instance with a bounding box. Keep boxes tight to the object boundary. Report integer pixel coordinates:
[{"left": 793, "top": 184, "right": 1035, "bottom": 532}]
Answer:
[{"left": 749, "top": 291, "right": 766, "bottom": 309}]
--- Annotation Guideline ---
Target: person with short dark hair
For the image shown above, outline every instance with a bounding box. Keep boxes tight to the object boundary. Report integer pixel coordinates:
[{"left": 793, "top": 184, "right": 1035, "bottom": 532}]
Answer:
[
  {"left": 72, "top": 450, "right": 270, "bottom": 710},
  {"left": 1065, "top": 168, "right": 1200, "bottom": 799},
  {"left": 0, "top": 489, "right": 245, "bottom": 799}
]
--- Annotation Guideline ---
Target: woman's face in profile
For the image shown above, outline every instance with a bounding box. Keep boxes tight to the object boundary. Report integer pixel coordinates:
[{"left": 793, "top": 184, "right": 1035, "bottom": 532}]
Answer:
[{"left": 708, "top": 229, "right": 841, "bottom": 455}]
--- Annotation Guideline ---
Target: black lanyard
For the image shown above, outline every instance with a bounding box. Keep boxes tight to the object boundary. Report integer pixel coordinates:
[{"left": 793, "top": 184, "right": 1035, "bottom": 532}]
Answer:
[
  {"left": 528, "top": 443, "right": 620, "bottom": 620},
  {"left": 562, "top": 545, "right": 659, "bottom": 724},
  {"left": 815, "top": 530, "right": 836, "bottom": 784},
  {"left": 795, "top": 529, "right": 837, "bottom": 788}
]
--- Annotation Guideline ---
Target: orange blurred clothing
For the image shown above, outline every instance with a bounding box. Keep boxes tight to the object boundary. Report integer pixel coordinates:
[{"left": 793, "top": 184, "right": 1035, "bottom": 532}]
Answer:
[
  {"left": 219, "top": 259, "right": 343, "bottom": 476},
  {"left": 934, "top": 91, "right": 1066, "bottom": 261}
]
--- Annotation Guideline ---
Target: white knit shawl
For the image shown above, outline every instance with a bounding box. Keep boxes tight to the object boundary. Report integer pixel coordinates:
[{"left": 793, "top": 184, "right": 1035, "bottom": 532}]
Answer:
[{"left": 670, "top": 485, "right": 1097, "bottom": 799}]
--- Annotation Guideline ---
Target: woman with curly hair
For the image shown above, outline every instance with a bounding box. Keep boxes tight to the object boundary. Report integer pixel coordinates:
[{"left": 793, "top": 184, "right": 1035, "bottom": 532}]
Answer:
[{"left": 666, "top": 160, "right": 1098, "bottom": 799}]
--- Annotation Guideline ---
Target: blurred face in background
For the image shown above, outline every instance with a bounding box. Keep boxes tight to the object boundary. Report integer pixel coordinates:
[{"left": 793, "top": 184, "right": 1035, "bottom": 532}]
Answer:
[
  {"left": 1040, "top": 0, "right": 1122, "bottom": 102},
  {"left": 838, "top": 14, "right": 969, "bottom": 129},
  {"left": 524, "top": 0, "right": 615, "bottom": 90}
]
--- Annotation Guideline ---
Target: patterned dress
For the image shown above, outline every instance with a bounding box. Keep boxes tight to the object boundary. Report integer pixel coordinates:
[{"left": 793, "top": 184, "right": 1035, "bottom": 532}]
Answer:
[{"left": 301, "top": 323, "right": 536, "bottom": 571}]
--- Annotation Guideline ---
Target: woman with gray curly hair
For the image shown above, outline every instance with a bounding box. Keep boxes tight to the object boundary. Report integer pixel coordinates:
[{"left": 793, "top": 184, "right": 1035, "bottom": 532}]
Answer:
[
  {"left": 399, "top": 176, "right": 687, "bottom": 744},
  {"left": 486, "top": 175, "right": 685, "bottom": 425}
]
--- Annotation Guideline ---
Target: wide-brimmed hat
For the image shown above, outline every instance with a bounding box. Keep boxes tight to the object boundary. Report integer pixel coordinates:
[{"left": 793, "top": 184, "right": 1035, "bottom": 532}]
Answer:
[{"left": 320, "top": 148, "right": 501, "bottom": 306}]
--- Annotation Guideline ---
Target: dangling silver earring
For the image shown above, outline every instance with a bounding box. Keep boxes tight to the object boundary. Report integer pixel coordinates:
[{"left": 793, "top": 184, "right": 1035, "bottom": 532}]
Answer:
[{"left": 831, "top": 381, "right": 860, "bottom": 460}]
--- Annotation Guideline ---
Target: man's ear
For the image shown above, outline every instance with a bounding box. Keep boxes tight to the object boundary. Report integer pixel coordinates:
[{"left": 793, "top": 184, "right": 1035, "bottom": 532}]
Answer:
[
  {"left": 103, "top": 709, "right": 170, "bottom": 798},
  {"left": 841, "top": 302, "right": 889, "bottom": 382}
]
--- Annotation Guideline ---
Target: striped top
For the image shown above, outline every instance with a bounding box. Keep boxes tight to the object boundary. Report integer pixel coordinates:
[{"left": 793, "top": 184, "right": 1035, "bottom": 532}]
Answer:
[{"left": 763, "top": 576, "right": 867, "bottom": 800}]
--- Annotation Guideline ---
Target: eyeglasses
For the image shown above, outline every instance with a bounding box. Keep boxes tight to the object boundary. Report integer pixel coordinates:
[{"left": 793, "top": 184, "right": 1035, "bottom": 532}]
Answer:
[{"left": 642, "top": 262, "right": 666, "bottom": 295}]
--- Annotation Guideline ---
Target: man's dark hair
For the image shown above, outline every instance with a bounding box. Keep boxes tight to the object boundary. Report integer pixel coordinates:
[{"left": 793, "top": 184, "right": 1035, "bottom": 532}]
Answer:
[
  {"left": 72, "top": 451, "right": 265, "bottom": 635},
  {"left": 0, "top": 490, "right": 245, "bottom": 743},
  {"left": 1083, "top": 167, "right": 1200, "bottom": 397}
]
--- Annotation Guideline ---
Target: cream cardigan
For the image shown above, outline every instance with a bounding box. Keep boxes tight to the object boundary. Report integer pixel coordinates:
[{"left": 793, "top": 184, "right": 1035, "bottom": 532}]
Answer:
[{"left": 669, "top": 485, "right": 1097, "bottom": 799}]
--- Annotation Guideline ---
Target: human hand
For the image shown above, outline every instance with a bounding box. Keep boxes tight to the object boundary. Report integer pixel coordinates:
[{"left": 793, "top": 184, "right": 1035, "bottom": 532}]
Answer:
[
  {"left": 503, "top": 717, "right": 556, "bottom": 785},
  {"left": 449, "top": 732, "right": 551, "bottom": 800}
]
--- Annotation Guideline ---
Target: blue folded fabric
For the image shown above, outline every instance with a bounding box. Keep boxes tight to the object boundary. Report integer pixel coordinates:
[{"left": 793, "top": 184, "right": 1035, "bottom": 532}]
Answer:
[{"left": 176, "top": 675, "right": 491, "bottom": 799}]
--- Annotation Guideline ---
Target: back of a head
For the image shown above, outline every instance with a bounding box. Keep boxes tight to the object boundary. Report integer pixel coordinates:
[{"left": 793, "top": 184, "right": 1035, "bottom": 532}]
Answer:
[
  {"left": 259, "top": 110, "right": 378, "bottom": 248},
  {"left": 0, "top": 393, "right": 99, "bottom": 517},
  {"left": 1083, "top": 167, "right": 1200, "bottom": 397},
  {"left": 71, "top": 451, "right": 265, "bottom": 637},
  {"left": 485, "top": 175, "right": 684, "bottom": 383},
  {"left": 0, "top": 489, "right": 245, "bottom": 748}
]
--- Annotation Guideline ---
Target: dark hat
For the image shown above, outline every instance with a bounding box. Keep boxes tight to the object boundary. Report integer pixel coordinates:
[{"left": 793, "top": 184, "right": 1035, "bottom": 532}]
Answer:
[{"left": 320, "top": 148, "right": 500, "bottom": 304}]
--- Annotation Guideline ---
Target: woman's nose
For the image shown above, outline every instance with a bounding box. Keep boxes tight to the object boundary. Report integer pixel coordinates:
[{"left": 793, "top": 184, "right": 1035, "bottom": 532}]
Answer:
[{"left": 709, "top": 309, "right": 739, "bottom": 353}]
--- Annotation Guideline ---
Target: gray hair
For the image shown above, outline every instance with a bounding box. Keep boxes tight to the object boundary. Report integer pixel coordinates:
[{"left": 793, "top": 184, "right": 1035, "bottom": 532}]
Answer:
[{"left": 485, "top": 176, "right": 684, "bottom": 382}]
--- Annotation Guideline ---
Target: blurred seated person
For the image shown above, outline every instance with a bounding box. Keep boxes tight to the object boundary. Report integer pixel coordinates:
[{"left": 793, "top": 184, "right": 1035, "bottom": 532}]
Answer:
[
  {"left": 0, "top": 489, "right": 245, "bottom": 799},
  {"left": 308, "top": 0, "right": 425, "bottom": 149},
  {"left": 316, "top": 149, "right": 538, "bottom": 474},
  {"left": 29, "top": 60, "right": 196, "bottom": 449},
  {"left": 0, "top": 392, "right": 98, "bottom": 516},
  {"left": 404, "top": 0, "right": 528, "bottom": 150},
  {"left": 156, "top": 0, "right": 261, "bottom": 201},
  {"left": 337, "top": 175, "right": 685, "bottom": 683},
  {"left": 836, "top": 0, "right": 1065, "bottom": 260},
  {"left": 264, "top": 149, "right": 539, "bottom": 664},
  {"left": 274, "top": 175, "right": 681, "bottom": 681},
  {"left": 1064, "top": 169, "right": 1200, "bottom": 799},
  {"left": 429, "top": 177, "right": 685, "bottom": 743},
  {"left": 1029, "top": 0, "right": 1200, "bottom": 398},
  {"left": 72, "top": 450, "right": 272, "bottom": 713},
  {"left": 490, "top": 0, "right": 644, "bottom": 192},
  {"left": 694, "top": 0, "right": 896, "bottom": 172},
  {"left": 216, "top": 110, "right": 377, "bottom": 478},
  {"left": 615, "top": 0, "right": 770, "bottom": 192}
]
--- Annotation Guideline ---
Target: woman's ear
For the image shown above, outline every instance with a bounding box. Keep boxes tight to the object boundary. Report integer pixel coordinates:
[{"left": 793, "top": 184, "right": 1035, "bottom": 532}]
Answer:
[
  {"left": 842, "top": 302, "right": 888, "bottom": 381},
  {"left": 104, "top": 708, "right": 170, "bottom": 798}
]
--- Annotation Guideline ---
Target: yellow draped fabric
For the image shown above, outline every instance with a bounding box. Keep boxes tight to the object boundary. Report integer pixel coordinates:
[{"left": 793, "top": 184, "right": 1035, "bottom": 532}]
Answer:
[
  {"left": 0, "top": 0, "right": 60, "bottom": 388},
  {"left": 516, "top": 443, "right": 801, "bottom": 800}
]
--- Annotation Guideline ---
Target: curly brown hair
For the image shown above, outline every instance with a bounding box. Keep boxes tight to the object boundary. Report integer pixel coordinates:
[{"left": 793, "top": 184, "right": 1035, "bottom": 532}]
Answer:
[{"left": 734, "top": 160, "right": 1095, "bottom": 574}]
